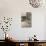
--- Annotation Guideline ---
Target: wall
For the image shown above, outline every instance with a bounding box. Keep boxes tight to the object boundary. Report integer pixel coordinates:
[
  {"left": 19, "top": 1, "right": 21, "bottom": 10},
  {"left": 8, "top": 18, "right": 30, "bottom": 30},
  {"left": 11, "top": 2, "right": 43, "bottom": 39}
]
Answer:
[
  {"left": 44, "top": 15, "right": 46, "bottom": 40},
  {"left": 0, "top": 0, "right": 46, "bottom": 40}
]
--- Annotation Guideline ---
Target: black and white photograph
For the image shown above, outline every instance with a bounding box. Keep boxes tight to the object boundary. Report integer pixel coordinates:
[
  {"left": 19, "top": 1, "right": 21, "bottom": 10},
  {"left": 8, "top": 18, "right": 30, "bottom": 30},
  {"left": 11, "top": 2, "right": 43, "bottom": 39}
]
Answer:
[{"left": 21, "top": 12, "right": 32, "bottom": 28}]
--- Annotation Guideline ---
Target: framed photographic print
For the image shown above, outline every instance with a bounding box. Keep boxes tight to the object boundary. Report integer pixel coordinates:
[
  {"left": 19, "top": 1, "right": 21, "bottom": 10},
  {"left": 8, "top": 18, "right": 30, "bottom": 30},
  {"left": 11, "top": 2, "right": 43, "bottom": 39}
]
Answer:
[{"left": 21, "top": 12, "right": 32, "bottom": 28}]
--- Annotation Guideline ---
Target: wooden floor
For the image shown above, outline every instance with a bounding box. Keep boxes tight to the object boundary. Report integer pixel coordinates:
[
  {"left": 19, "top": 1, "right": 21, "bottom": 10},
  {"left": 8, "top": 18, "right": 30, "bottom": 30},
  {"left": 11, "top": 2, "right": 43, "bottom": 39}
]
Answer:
[
  {"left": 0, "top": 42, "right": 16, "bottom": 46},
  {"left": 0, "top": 40, "right": 16, "bottom": 46},
  {"left": 0, "top": 40, "right": 46, "bottom": 46}
]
